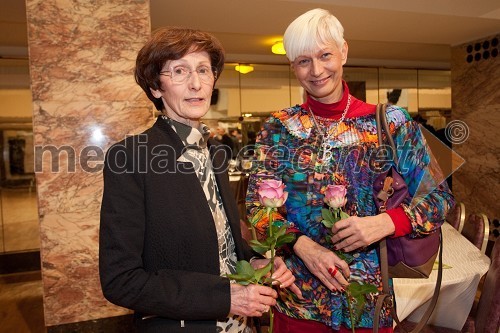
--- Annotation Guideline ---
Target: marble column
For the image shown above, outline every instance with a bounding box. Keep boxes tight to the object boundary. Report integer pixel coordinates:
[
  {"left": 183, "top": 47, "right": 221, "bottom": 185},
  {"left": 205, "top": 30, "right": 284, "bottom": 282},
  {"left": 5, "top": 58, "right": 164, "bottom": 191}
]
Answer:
[
  {"left": 26, "top": 0, "right": 154, "bottom": 327},
  {"left": 451, "top": 34, "right": 499, "bottom": 222}
]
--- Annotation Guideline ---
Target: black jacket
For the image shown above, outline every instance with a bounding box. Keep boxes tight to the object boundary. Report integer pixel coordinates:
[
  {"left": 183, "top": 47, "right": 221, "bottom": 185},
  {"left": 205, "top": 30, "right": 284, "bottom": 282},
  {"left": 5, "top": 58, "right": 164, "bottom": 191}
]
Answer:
[{"left": 99, "top": 118, "right": 255, "bottom": 332}]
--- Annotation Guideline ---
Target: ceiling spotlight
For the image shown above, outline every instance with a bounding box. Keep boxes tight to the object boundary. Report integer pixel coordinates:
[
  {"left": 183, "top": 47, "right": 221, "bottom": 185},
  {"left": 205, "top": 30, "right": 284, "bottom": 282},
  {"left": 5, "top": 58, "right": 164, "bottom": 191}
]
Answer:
[
  {"left": 235, "top": 64, "right": 254, "bottom": 74},
  {"left": 271, "top": 41, "right": 286, "bottom": 55}
]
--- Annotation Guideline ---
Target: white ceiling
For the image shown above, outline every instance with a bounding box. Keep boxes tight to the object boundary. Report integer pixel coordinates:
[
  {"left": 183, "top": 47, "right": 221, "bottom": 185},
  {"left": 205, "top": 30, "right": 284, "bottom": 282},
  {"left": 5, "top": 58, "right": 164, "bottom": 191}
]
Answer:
[{"left": 1, "top": 0, "right": 499, "bottom": 69}]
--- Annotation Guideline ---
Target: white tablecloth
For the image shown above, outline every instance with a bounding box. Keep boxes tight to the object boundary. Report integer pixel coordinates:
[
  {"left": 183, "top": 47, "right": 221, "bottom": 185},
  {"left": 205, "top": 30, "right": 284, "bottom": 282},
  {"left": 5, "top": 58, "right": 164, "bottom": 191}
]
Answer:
[{"left": 393, "top": 222, "right": 490, "bottom": 330}]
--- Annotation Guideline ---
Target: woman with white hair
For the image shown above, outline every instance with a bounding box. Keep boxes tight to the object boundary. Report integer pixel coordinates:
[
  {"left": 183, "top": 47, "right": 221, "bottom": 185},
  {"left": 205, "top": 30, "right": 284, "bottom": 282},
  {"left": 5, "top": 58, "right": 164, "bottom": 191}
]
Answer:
[{"left": 246, "top": 8, "right": 453, "bottom": 332}]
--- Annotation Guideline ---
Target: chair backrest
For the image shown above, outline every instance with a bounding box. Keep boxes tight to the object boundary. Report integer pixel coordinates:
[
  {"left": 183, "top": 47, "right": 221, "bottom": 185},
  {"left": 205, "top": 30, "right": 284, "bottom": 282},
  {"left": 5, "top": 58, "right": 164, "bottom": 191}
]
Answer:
[
  {"left": 475, "top": 237, "right": 500, "bottom": 333},
  {"left": 462, "top": 213, "right": 489, "bottom": 253},
  {"left": 478, "top": 213, "right": 490, "bottom": 254},
  {"left": 446, "top": 202, "right": 465, "bottom": 233}
]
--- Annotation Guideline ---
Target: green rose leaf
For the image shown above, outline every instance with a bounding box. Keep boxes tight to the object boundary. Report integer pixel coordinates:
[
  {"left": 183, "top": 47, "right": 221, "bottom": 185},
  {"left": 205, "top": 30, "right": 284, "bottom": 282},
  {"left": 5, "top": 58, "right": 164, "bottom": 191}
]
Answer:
[
  {"left": 346, "top": 281, "right": 379, "bottom": 323},
  {"left": 275, "top": 233, "right": 296, "bottom": 248},
  {"left": 226, "top": 260, "right": 256, "bottom": 284},
  {"left": 254, "top": 261, "right": 272, "bottom": 283},
  {"left": 337, "top": 252, "right": 355, "bottom": 264},
  {"left": 339, "top": 211, "right": 350, "bottom": 220},
  {"left": 321, "top": 208, "right": 335, "bottom": 227},
  {"left": 322, "top": 219, "right": 334, "bottom": 228},
  {"left": 249, "top": 239, "right": 270, "bottom": 254},
  {"left": 236, "top": 260, "right": 255, "bottom": 276},
  {"left": 349, "top": 282, "right": 378, "bottom": 298},
  {"left": 274, "top": 224, "right": 288, "bottom": 238},
  {"left": 225, "top": 274, "right": 253, "bottom": 285}
]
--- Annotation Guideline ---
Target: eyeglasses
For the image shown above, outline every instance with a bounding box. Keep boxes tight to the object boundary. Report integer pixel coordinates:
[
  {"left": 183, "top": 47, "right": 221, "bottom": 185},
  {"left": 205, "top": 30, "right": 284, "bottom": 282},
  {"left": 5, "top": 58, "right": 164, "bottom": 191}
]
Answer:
[{"left": 160, "top": 65, "right": 217, "bottom": 83}]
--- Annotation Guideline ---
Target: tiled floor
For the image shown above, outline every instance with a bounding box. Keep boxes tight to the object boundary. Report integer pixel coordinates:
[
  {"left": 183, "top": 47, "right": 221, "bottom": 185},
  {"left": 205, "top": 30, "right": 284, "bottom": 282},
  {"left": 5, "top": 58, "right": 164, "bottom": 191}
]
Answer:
[
  {"left": 0, "top": 271, "right": 45, "bottom": 333},
  {"left": 0, "top": 186, "right": 44, "bottom": 332}
]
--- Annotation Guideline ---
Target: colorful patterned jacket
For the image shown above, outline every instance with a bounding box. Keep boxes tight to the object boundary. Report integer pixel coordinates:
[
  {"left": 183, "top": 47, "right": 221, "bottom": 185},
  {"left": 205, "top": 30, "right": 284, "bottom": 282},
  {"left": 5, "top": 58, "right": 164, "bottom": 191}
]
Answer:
[{"left": 246, "top": 100, "right": 454, "bottom": 329}]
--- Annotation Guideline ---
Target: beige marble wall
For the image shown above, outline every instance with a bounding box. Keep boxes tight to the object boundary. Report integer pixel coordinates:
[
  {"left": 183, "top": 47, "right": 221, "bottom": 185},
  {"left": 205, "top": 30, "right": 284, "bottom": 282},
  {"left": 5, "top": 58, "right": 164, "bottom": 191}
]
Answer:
[
  {"left": 451, "top": 34, "right": 499, "bottom": 222},
  {"left": 26, "top": 0, "right": 154, "bottom": 326}
]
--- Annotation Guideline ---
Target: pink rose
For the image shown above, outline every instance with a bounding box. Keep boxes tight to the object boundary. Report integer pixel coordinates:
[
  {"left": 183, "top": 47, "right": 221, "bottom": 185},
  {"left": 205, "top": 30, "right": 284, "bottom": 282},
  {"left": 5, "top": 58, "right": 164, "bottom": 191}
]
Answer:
[
  {"left": 257, "top": 179, "right": 288, "bottom": 208},
  {"left": 324, "top": 185, "right": 347, "bottom": 209}
]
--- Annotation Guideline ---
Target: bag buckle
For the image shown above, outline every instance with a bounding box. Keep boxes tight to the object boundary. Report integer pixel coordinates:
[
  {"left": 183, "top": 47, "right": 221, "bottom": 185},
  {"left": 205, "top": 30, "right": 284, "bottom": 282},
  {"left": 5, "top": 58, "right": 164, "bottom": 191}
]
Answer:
[
  {"left": 377, "top": 190, "right": 389, "bottom": 202},
  {"left": 384, "top": 295, "right": 394, "bottom": 308}
]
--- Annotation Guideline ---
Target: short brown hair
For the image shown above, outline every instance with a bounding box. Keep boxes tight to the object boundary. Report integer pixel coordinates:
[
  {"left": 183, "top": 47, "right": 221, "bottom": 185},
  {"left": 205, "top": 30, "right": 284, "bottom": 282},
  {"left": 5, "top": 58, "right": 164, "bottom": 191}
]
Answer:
[{"left": 135, "top": 27, "right": 225, "bottom": 111}]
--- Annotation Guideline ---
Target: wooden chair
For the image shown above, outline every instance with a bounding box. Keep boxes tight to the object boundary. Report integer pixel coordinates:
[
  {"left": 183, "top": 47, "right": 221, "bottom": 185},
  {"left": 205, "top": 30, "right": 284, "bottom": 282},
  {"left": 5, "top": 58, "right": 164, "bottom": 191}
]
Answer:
[
  {"left": 446, "top": 202, "right": 465, "bottom": 233},
  {"left": 462, "top": 213, "right": 490, "bottom": 253},
  {"left": 462, "top": 236, "right": 500, "bottom": 332}
]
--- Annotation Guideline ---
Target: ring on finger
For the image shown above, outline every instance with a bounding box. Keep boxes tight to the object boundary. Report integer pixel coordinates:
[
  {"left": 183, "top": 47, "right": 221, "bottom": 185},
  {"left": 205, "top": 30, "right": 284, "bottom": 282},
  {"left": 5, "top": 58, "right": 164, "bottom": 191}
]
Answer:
[{"left": 328, "top": 266, "right": 338, "bottom": 277}]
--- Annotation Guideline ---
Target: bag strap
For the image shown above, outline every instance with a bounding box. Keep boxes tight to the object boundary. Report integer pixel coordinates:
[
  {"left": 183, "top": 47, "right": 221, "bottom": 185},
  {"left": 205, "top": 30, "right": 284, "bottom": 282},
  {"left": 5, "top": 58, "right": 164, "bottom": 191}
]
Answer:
[
  {"left": 372, "top": 104, "right": 443, "bottom": 333},
  {"left": 374, "top": 104, "right": 396, "bottom": 213},
  {"left": 375, "top": 104, "right": 399, "bottom": 165},
  {"left": 374, "top": 233, "right": 443, "bottom": 332}
]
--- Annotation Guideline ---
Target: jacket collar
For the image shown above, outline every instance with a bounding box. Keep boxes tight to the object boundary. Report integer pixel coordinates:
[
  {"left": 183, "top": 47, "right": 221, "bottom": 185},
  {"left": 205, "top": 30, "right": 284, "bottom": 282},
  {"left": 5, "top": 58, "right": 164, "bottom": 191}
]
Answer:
[
  {"left": 271, "top": 106, "right": 314, "bottom": 140},
  {"left": 153, "top": 116, "right": 230, "bottom": 172},
  {"left": 154, "top": 116, "right": 186, "bottom": 158}
]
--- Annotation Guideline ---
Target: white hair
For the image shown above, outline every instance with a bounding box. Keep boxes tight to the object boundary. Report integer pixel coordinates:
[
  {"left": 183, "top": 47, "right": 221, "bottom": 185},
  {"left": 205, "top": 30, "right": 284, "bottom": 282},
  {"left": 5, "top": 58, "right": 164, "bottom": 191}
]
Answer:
[{"left": 283, "top": 8, "right": 345, "bottom": 62}]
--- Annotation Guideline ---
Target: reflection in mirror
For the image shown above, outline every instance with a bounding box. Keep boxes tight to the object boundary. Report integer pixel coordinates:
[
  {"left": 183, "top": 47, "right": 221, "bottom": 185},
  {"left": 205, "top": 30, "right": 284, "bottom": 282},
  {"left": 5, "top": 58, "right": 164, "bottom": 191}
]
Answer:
[
  {"left": 207, "top": 63, "right": 303, "bottom": 119},
  {"left": 205, "top": 63, "right": 304, "bottom": 156},
  {"left": 0, "top": 126, "right": 38, "bottom": 253},
  {"left": 343, "top": 67, "right": 379, "bottom": 104},
  {"left": 378, "top": 68, "right": 419, "bottom": 112},
  {"left": 0, "top": 58, "right": 40, "bottom": 253},
  {"left": 344, "top": 67, "right": 451, "bottom": 131},
  {"left": 207, "top": 64, "right": 451, "bottom": 159},
  {"left": 239, "top": 64, "right": 302, "bottom": 115},
  {"left": 417, "top": 70, "right": 451, "bottom": 130},
  {"left": 205, "top": 64, "right": 241, "bottom": 119}
]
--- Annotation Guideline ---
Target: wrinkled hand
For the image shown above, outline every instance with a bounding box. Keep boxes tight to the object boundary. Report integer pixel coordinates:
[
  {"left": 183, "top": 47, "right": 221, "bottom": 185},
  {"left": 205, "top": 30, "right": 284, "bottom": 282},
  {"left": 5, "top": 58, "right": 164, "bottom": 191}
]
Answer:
[
  {"left": 229, "top": 283, "right": 277, "bottom": 317},
  {"left": 251, "top": 257, "right": 303, "bottom": 299},
  {"left": 330, "top": 213, "right": 395, "bottom": 252},
  {"left": 293, "top": 236, "right": 349, "bottom": 291}
]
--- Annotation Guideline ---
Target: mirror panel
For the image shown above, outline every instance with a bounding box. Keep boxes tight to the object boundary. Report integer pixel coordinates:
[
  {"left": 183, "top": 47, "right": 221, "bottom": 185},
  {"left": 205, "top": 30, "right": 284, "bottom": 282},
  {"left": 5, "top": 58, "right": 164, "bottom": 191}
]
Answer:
[
  {"left": 239, "top": 64, "right": 297, "bottom": 115},
  {"left": 343, "top": 67, "right": 379, "bottom": 104}
]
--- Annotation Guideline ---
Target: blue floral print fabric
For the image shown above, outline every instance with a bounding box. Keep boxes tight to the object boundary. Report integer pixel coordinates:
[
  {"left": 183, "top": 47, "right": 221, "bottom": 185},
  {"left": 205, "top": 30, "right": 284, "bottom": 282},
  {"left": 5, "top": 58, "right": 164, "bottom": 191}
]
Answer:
[{"left": 246, "top": 102, "right": 454, "bottom": 329}]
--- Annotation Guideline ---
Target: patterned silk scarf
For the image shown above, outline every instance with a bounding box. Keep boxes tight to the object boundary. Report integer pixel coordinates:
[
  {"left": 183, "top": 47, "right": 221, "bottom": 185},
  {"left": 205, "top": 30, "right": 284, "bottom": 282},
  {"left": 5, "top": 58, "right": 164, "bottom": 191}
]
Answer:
[{"left": 164, "top": 117, "right": 250, "bottom": 333}]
